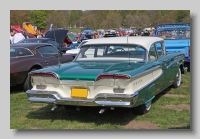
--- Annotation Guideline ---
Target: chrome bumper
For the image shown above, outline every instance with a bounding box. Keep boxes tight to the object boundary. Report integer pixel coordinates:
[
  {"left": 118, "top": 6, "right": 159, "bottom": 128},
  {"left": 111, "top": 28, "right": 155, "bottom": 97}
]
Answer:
[{"left": 26, "top": 90, "right": 138, "bottom": 108}]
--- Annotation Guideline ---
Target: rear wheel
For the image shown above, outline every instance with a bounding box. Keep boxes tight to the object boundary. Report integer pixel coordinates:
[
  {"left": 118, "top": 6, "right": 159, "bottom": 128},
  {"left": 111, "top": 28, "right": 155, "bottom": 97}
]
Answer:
[
  {"left": 172, "top": 68, "right": 181, "bottom": 88},
  {"left": 134, "top": 101, "right": 152, "bottom": 115},
  {"left": 23, "top": 68, "right": 37, "bottom": 92}
]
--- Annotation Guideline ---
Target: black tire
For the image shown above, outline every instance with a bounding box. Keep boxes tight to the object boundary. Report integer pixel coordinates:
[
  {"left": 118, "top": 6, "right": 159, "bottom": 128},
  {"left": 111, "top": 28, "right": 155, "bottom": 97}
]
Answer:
[
  {"left": 172, "top": 68, "right": 181, "bottom": 88},
  {"left": 187, "top": 63, "right": 190, "bottom": 72},
  {"left": 23, "top": 68, "right": 37, "bottom": 92},
  {"left": 134, "top": 101, "right": 152, "bottom": 115}
]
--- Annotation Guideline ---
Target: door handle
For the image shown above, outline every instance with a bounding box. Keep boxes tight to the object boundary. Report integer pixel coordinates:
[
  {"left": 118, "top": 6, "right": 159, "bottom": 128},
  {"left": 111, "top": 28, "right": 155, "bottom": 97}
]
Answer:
[
  {"left": 163, "top": 59, "right": 169, "bottom": 63},
  {"left": 154, "top": 64, "right": 161, "bottom": 67},
  {"left": 153, "top": 64, "right": 163, "bottom": 69}
]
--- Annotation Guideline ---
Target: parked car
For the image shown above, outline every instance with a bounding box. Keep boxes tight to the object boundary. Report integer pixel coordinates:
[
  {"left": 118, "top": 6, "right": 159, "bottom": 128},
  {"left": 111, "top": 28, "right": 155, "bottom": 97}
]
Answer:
[
  {"left": 18, "top": 29, "right": 72, "bottom": 53},
  {"left": 26, "top": 36, "right": 187, "bottom": 114},
  {"left": 10, "top": 43, "right": 76, "bottom": 91},
  {"left": 65, "top": 39, "right": 90, "bottom": 54},
  {"left": 153, "top": 22, "right": 190, "bottom": 71},
  {"left": 65, "top": 32, "right": 118, "bottom": 55}
]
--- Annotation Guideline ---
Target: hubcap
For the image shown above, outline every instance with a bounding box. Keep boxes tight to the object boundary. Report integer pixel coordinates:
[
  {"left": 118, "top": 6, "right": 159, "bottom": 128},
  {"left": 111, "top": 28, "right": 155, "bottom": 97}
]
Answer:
[
  {"left": 176, "top": 69, "right": 181, "bottom": 86},
  {"left": 145, "top": 101, "right": 151, "bottom": 111}
]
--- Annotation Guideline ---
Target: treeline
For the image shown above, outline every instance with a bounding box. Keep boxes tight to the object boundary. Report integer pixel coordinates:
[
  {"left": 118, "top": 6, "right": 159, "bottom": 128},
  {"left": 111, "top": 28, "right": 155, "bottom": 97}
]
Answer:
[{"left": 10, "top": 10, "right": 190, "bottom": 30}]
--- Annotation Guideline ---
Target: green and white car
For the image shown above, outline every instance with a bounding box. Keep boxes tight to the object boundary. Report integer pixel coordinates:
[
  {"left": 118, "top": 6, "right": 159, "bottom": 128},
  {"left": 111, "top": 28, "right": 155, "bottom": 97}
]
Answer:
[{"left": 26, "top": 36, "right": 187, "bottom": 114}]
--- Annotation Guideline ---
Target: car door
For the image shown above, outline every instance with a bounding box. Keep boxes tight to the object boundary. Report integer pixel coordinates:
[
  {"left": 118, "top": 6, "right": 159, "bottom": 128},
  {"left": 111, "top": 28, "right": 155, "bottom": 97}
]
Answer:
[
  {"left": 148, "top": 43, "right": 165, "bottom": 94},
  {"left": 157, "top": 42, "right": 177, "bottom": 86},
  {"left": 36, "top": 45, "right": 60, "bottom": 67},
  {"left": 155, "top": 41, "right": 175, "bottom": 90}
]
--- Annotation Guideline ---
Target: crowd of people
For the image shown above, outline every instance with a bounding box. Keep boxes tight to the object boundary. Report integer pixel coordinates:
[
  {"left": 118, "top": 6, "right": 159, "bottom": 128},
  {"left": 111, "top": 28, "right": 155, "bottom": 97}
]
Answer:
[
  {"left": 10, "top": 29, "right": 44, "bottom": 44},
  {"left": 10, "top": 28, "right": 156, "bottom": 45},
  {"left": 71, "top": 28, "right": 156, "bottom": 42}
]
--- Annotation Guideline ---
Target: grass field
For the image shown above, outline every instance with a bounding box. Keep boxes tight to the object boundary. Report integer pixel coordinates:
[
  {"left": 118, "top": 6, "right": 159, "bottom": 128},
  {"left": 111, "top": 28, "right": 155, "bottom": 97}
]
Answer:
[{"left": 10, "top": 72, "right": 190, "bottom": 129}]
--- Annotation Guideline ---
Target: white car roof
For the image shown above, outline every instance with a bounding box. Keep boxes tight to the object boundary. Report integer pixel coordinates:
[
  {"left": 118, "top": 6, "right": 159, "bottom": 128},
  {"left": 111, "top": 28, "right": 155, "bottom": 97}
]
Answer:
[{"left": 83, "top": 36, "right": 163, "bottom": 50}]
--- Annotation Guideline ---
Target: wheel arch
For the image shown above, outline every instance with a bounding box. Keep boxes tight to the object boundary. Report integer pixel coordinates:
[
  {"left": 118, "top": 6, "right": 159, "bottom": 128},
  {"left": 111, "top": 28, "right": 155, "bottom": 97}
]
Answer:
[
  {"left": 179, "top": 64, "right": 186, "bottom": 74},
  {"left": 29, "top": 64, "right": 43, "bottom": 72}
]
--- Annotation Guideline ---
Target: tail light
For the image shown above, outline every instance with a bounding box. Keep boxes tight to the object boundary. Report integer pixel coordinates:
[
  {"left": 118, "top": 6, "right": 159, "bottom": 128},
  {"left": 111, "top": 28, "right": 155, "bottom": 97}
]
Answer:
[
  {"left": 29, "top": 72, "right": 58, "bottom": 79},
  {"left": 96, "top": 73, "right": 130, "bottom": 81}
]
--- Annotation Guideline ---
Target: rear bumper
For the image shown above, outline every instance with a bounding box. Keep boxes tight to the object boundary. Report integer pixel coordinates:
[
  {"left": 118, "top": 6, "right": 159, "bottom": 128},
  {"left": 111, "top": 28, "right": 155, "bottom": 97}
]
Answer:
[{"left": 26, "top": 90, "right": 138, "bottom": 108}]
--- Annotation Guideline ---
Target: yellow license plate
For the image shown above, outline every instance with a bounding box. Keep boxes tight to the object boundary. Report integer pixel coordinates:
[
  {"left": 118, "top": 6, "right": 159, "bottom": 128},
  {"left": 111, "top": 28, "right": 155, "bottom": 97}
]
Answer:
[{"left": 71, "top": 88, "right": 88, "bottom": 99}]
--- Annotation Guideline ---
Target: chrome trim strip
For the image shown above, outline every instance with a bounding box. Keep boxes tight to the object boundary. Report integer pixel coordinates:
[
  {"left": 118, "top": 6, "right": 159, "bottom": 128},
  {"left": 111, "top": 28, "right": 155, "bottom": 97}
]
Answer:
[
  {"left": 62, "top": 80, "right": 94, "bottom": 83},
  {"left": 95, "top": 101, "right": 130, "bottom": 106}
]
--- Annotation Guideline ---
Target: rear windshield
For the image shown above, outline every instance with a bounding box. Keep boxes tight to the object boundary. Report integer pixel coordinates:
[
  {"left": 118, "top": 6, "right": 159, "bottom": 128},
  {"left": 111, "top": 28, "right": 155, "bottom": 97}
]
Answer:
[
  {"left": 156, "top": 29, "right": 190, "bottom": 39},
  {"left": 75, "top": 44, "right": 146, "bottom": 62}
]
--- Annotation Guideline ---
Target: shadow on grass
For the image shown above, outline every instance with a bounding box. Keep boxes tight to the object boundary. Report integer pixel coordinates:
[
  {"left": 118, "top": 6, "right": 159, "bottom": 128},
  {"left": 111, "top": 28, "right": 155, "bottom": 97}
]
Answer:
[
  {"left": 152, "top": 87, "right": 172, "bottom": 103},
  {"left": 25, "top": 86, "right": 174, "bottom": 127},
  {"left": 26, "top": 104, "right": 140, "bottom": 126},
  {"left": 10, "top": 85, "right": 24, "bottom": 94}
]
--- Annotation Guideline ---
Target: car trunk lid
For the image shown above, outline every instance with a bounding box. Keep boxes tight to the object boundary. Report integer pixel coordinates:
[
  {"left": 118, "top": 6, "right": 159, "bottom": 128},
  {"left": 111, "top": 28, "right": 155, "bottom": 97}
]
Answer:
[{"left": 31, "top": 61, "right": 145, "bottom": 81}]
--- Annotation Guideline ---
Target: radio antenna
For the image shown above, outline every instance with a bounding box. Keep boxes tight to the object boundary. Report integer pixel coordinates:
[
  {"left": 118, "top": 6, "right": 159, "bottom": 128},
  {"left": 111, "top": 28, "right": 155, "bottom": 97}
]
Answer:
[{"left": 127, "top": 36, "right": 130, "bottom": 66}]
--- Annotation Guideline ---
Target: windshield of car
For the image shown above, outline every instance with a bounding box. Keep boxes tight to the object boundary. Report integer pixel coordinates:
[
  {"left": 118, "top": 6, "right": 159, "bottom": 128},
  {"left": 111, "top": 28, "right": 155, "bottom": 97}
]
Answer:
[
  {"left": 155, "top": 23, "right": 190, "bottom": 39},
  {"left": 75, "top": 44, "right": 146, "bottom": 62},
  {"left": 18, "top": 39, "right": 41, "bottom": 43},
  {"left": 156, "top": 29, "right": 190, "bottom": 39},
  {"left": 10, "top": 47, "right": 33, "bottom": 57}
]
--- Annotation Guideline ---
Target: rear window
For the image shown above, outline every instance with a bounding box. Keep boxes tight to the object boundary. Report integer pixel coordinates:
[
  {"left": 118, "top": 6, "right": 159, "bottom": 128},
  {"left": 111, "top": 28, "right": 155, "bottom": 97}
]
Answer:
[
  {"left": 36, "top": 45, "right": 59, "bottom": 57},
  {"left": 10, "top": 48, "right": 33, "bottom": 57}
]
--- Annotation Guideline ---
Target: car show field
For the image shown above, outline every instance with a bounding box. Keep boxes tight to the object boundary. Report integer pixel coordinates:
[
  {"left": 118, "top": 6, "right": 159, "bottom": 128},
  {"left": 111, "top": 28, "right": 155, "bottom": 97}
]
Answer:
[
  {"left": 10, "top": 10, "right": 191, "bottom": 130},
  {"left": 10, "top": 72, "right": 190, "bottom": 129}
]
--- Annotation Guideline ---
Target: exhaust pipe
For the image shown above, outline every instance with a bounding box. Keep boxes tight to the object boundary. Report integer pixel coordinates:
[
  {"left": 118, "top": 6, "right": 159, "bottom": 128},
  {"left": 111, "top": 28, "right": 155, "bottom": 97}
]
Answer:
[
  {"left": 51, "top": 104, "right": 58, "bottom": 111},
  {"left": 99, "top": 108, "right": 108, "bottom": 114},
  {"left": 76, "top": 106, "right": 80, "bottom": 111}
]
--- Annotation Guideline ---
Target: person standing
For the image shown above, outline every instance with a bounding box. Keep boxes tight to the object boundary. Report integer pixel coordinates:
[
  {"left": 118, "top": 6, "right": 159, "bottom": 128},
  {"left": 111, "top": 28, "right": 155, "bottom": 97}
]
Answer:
[
  {"left": 13, "top": 30, "right": 25, "bottom": 43},
  {"left": 10, "top": 29, "right": 15, "bottom": 44}
]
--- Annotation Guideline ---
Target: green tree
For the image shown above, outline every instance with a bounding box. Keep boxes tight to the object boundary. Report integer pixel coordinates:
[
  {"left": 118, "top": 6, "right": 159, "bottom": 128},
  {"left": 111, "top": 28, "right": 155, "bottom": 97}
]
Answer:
[
  {"left": 10, "top": 10, "right": 32, "bottom": 27},
  {"left": 175, "top": 10, "right": 190, "bottom": 22},
  {"left": 30, "top": 10, "right": 52, "bottom": 29},
  {"left": 69, "top": 10, "right": 83, "bottom": 28},
  {"left": 102, "top": 12, "right": 122, "bottom": 29},
  {"left": 46, "top": 10, "right": 70, "bottom": 30}
]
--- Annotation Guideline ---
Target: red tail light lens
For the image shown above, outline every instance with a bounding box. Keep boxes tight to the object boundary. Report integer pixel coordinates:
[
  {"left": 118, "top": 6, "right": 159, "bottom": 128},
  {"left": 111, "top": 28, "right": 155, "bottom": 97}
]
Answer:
[
  {"left": 29, "top": 72, "right": 58, "bottom": 79},
  {"left": 95, "top": 74, "right": 113, "bottom": 81},
  {"left": 96, "top": 74, "right": 130, "bottom": 81}
]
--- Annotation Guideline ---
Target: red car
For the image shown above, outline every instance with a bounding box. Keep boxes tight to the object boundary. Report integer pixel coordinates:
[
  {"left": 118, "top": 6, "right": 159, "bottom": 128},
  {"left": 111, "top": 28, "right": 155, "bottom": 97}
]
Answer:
[{"left": 10, "top": 43, "right": 76, "bottom": 91}]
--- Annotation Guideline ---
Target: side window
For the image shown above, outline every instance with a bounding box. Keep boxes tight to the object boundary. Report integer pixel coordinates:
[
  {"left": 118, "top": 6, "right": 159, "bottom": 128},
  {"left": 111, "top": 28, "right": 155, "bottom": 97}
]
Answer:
[
  {"left": 10, "top": 48, "right": 33, "bottom": 57},
  {"left": 37, "top": 45, "right": 59, "bottom": 58},
  {"left": 149, "top": 44, "right": 157, "bottom": 61},
  {"left": 155, "top": 42, "right": 163, "bottom": 58}
]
